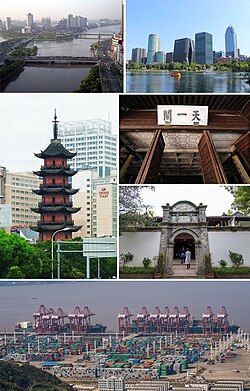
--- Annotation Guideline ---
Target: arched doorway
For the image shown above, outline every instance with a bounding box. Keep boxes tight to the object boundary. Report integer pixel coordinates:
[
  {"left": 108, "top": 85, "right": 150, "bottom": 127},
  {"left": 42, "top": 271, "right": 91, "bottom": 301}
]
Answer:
[{"left": 174, "top": 233, "right": 195, "bottom": 261}]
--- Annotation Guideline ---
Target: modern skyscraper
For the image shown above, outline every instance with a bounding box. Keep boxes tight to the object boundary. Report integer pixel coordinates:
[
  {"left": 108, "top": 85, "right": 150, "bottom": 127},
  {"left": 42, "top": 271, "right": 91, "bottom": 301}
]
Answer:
[
  {"left": 195, "top": 32, "right": 213, "bottom": 65},
  {"left": 155, "top": 51, "right": 166, "bottom": 63},
  {"left": 58, "top": 119, "right": 116, "bottom": 179},
  {"left": 147, "top": 34, "right": 160, "bottom": 64},
  {"left": 41, "top": 17, "right": 52, "bottom": 29},
  {"left": 6, "top": 17, "right": 12, "bottom": 30},
  {"left": 26, "top": 13, "right": 34, "bottom": 27},
  {"left": 131, "top": 48, "right": 146, "bottom": 63},
  {"left": 173, "top": 38, "right": 194, "bottom": 64},
  {"left": 225, "top": 24, "right": 238, "bottom": 58},
  {"left": 166, "top": 52, "right": 173, "bottom": 63}
]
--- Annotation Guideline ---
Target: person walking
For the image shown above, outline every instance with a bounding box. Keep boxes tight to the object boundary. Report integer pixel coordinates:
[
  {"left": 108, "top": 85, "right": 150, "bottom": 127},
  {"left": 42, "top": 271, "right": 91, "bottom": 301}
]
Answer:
[
  {"left": 180, "top": 247, "right": 185, "bottom": 264},
  {"left": 185, "top": 248, "right": 191, "bottom": 270}
]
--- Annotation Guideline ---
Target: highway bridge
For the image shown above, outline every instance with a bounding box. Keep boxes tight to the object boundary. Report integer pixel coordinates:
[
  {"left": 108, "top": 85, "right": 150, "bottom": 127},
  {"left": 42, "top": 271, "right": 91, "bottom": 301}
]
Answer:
[{"left": 22, "top": 56, "right": 97, "bottom": 65}]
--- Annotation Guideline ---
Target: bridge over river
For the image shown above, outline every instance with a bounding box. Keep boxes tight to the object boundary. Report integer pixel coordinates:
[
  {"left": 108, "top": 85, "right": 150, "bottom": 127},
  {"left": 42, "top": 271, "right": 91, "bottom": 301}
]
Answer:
[{"left": 22, "top": 56, "right": 98, "bottom": 65}]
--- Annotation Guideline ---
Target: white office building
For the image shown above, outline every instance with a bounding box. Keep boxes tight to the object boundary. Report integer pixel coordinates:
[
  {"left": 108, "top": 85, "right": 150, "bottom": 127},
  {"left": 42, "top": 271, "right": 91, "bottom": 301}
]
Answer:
[
  {"left": 58, "top": 119, "right": 117, "bottom": 178},
  {"left": 99, "top": 377, "right": 125, "bottom": 391}
]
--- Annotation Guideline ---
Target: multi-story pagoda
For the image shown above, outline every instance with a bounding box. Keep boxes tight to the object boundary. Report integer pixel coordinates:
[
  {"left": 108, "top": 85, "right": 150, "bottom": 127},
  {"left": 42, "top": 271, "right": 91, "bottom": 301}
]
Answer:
[{"left": 31, "top": 111, "right": 81, "bottom": 241}]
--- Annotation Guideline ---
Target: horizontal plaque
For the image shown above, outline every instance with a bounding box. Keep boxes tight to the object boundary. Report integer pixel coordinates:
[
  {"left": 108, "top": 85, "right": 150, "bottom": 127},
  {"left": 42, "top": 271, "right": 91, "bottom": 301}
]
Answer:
[{"left": 157, "top": 105, "right": 208, "bottom": 126}]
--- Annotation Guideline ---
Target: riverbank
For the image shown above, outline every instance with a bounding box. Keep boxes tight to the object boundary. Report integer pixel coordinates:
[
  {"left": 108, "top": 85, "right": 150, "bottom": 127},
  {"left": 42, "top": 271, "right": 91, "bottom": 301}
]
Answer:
[{"left": 0, "top": 60, "right": 25, "bottom": 89}]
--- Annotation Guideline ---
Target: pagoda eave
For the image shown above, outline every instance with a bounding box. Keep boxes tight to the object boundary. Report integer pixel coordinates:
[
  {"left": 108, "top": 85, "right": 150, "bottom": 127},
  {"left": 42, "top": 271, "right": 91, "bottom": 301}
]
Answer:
[
  {"left": 33, "top": 169, "right": 78, "bottom": 177},
  {"left": 31, "top": 206, "right": 81, "bottom": 213},
  {"left": 30, "top": 224, "right": 82, "bottom": 232},
  {"left": 32, "top": 188, "right": 80, "bottom": 195}
]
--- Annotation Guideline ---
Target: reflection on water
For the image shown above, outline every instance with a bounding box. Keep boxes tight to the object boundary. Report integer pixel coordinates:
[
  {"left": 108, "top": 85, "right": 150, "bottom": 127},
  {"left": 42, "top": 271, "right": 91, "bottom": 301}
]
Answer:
[
  {"left": 3, "top": 66, "right": 93, "bottom": 92},
  {"left": 126, "top": 71, "right": 250, "bottom": 93}
]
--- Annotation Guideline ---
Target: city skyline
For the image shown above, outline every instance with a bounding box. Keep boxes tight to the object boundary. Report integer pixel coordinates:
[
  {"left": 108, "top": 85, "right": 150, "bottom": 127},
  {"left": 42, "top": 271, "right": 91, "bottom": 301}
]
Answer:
[
  {"left": 0, "top": 94, "right": 118, "bottom": 172},
  {"left": 126, "top": 0, "right": 250, "bottom": 59},
  {"left": 0, "top": 0, "right": 121, "bottom": 20},
  {"left": 0, "top": 281, "right": 250, "bottom": 331}
]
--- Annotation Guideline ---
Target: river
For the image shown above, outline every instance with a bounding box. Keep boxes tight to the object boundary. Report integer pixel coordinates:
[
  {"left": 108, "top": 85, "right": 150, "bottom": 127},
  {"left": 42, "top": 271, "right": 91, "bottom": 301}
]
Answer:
[
  {"left": 126, "top": 70, "right": 250, "bottom": 93},
  {"left": 2, "top": 24, "right": 121, "bottom": 92},
  {"left": 3, "top": 65, "right": 93, "bottom": 92}
]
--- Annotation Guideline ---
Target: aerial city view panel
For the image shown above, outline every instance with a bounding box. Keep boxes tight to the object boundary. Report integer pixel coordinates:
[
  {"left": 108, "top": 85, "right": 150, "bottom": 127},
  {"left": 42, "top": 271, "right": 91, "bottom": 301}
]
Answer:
[
  {"left": 0, "top": 0, "right": 124, "bottom": 92},
  {"left": 0, "top": 281, "right": 249, "bottom": 390},
  {"left": 126, "top": 0, "right": 250, "bottom": 93}
]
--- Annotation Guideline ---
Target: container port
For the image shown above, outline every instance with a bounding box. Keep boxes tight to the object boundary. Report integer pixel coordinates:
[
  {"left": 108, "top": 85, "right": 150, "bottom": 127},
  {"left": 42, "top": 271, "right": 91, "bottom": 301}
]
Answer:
[{"left": 0, "top": 304, "right": 249, "bottom": 389}]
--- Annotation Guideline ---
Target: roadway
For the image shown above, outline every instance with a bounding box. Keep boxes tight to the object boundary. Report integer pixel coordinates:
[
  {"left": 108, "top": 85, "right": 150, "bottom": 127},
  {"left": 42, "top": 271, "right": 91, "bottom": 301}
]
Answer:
[{"left": 101, "top": 62, "right": 122, "bottom": 92}]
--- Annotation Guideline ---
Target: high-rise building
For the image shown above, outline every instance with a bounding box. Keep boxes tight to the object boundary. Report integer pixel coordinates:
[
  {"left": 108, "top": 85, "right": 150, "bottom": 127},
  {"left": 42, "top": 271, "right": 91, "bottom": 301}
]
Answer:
[
  {"left": 173, "top": 38, "right": 194, "bottom": 64},
  {"left": 131, "top": 48, "right": 146, "bottom": 63},
  {"left": 98, "top": 377, "right": 125, "bottom": 391},
  {"left": 225, "top": 24, "right": 238, "bottom": 58},
  {"left": 72, "top": 169, "right": 117, "bottom": 238},
  {"left": 195, "top": 32, "right": 213, "bottom": 65},
  {"left": 58, "top": 119, "right": 117, "bottom": 179},
  {"left": 147, "top": 34, "right": 160, "bottom": 64},
  {"left": 75, "top": 16, "right": 87, "bottom": 29},
  {"left": 4, "top": 171, "right": 41, "bottom": 227},
  {"left": 41, "top": 17, "right": 52, "bottom": 29},
  {"left": 26, "top": 13, "right": 34, "bottom": 27},
  {"left": 67, "top": 14, "right": 74, "bottom": 28},
  {"left": 0, "top": 166, "right": 7, "bottom": 204},
  {"left": 6, "top": 17, "right": 12, "bottom": 30},
  {"left": 155, "top": 51, "right": 166, "bottom": 63},
  {"left": 166, "top": 52, "right": 173, "bottom": 63}
]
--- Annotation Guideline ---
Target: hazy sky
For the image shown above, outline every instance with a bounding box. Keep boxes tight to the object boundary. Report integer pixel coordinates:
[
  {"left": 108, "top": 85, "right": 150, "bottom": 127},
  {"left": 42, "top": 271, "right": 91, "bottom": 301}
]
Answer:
[
  {"left": 0, "top": 0, "right": 121, "bottom": 20},
  {"left": 0, "top": 94, "right": 118, "bottom": 172},
  {"left": 139, "top": 185, "right": 235, "bottom": 216},
  {"left": 126, "top": 0, "right": 250, "bottom": 58},
  {"left": 0, "top": 281, "right": 249, "bottom": 332}
]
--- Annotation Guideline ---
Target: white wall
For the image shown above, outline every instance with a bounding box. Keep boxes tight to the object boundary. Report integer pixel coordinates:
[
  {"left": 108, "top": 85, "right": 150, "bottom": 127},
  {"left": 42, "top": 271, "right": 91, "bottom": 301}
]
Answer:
[
  {"left": 119, "top": 232, "right": 161, "bottom": 267},
  {"left": 208, "top": 231, "right": 250, "bottom": 267},
  {"left": 120, "top": 230, "right": 250, "bottom": 268}
]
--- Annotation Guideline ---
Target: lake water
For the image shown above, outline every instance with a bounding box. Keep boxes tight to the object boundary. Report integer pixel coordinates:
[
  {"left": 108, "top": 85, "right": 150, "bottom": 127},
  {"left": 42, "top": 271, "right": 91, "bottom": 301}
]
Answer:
[{"left": 126, "top": 70, "right": 250, "bottom": 93}]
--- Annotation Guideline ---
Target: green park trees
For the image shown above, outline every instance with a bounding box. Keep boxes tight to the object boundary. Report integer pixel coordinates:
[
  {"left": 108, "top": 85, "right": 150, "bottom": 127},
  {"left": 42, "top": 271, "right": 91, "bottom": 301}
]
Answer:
[{"left": 0, "top": 232, "right": 116, "bottom": 279}]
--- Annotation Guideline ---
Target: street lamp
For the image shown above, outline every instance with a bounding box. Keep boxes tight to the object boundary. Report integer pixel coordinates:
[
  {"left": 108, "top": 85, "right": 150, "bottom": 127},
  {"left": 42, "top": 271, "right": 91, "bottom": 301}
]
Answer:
[{"left": 51, "top": 228, "right": 71, "bottom": 279}]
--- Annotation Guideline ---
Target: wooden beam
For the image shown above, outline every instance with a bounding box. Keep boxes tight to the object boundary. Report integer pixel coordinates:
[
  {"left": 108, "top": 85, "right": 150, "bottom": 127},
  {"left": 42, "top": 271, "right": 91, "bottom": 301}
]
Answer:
[
  {"left": 120, "top": 111, "right": 250, "bottom": 132},
  {"left": 198, "top": 131, "right": 228, "bottom": 184}
]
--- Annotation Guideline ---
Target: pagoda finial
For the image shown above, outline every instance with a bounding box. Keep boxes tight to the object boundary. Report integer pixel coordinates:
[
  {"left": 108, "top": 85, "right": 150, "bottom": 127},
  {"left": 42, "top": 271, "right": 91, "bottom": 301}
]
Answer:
[{"left": 52, "top": 109, "right": 59, "bottom": 139}]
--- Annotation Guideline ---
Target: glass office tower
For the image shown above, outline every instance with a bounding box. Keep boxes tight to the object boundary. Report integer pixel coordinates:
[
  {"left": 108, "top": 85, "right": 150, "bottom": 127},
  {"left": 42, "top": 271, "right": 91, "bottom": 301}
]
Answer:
[
  {"left": 147, "top": 34, "right": 160, "bottom": 64},
  {"left": 225, "top": 25, "right": 238, "bottom": 58},
  {"left": 195, "top": 32, "right": 213, "bottom": 65}
]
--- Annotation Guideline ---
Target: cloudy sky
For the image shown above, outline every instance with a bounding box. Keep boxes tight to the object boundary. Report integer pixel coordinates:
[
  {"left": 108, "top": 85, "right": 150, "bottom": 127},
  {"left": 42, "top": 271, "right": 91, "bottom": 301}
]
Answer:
[
  {"left": 0, "top": 94, "right": 118, "bottom": 172},
  {"left": 0, "top": 281, "right": 249, "bottom": 332},
  {"left": 0, "top": 0, "right": 121, "bottom": 20},
  {"left": 137, "top": 185, "right": 235, "bottom": 216}
]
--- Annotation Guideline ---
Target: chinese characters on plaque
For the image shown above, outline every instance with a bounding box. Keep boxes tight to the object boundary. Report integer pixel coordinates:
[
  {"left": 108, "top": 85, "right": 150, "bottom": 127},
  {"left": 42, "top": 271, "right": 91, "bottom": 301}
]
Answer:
[{"left": 157, "top": 105, "right": 208, "bottom": 126}]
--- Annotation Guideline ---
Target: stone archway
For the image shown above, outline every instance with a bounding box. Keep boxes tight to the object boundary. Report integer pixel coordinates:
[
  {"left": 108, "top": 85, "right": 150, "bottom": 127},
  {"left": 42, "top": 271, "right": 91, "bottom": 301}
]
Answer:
[
  {"left": 165, "top": 228, "right": 201, "bottom": 276},
  {"left": 159, "top": 201, "right": 210, "bottom": 277},
  {"left": 173, "top": 232, "right": 195, "bottom": 261}
]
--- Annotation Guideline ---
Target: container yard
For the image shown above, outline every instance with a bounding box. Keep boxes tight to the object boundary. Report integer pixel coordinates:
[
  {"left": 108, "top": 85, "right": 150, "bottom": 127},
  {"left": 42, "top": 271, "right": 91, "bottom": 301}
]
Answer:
[{"left": 0, "top": 304, "right": 249, "bottom": 387}]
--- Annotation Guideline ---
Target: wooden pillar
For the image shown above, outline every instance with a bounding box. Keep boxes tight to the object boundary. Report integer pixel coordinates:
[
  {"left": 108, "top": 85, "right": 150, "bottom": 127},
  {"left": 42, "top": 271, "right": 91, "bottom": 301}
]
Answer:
[
  {"left": 135, "top": 129, "right": 165, "bottom": 184},
  {"left": 119, "top": 154, "right": 134, "bottom": 181}
]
